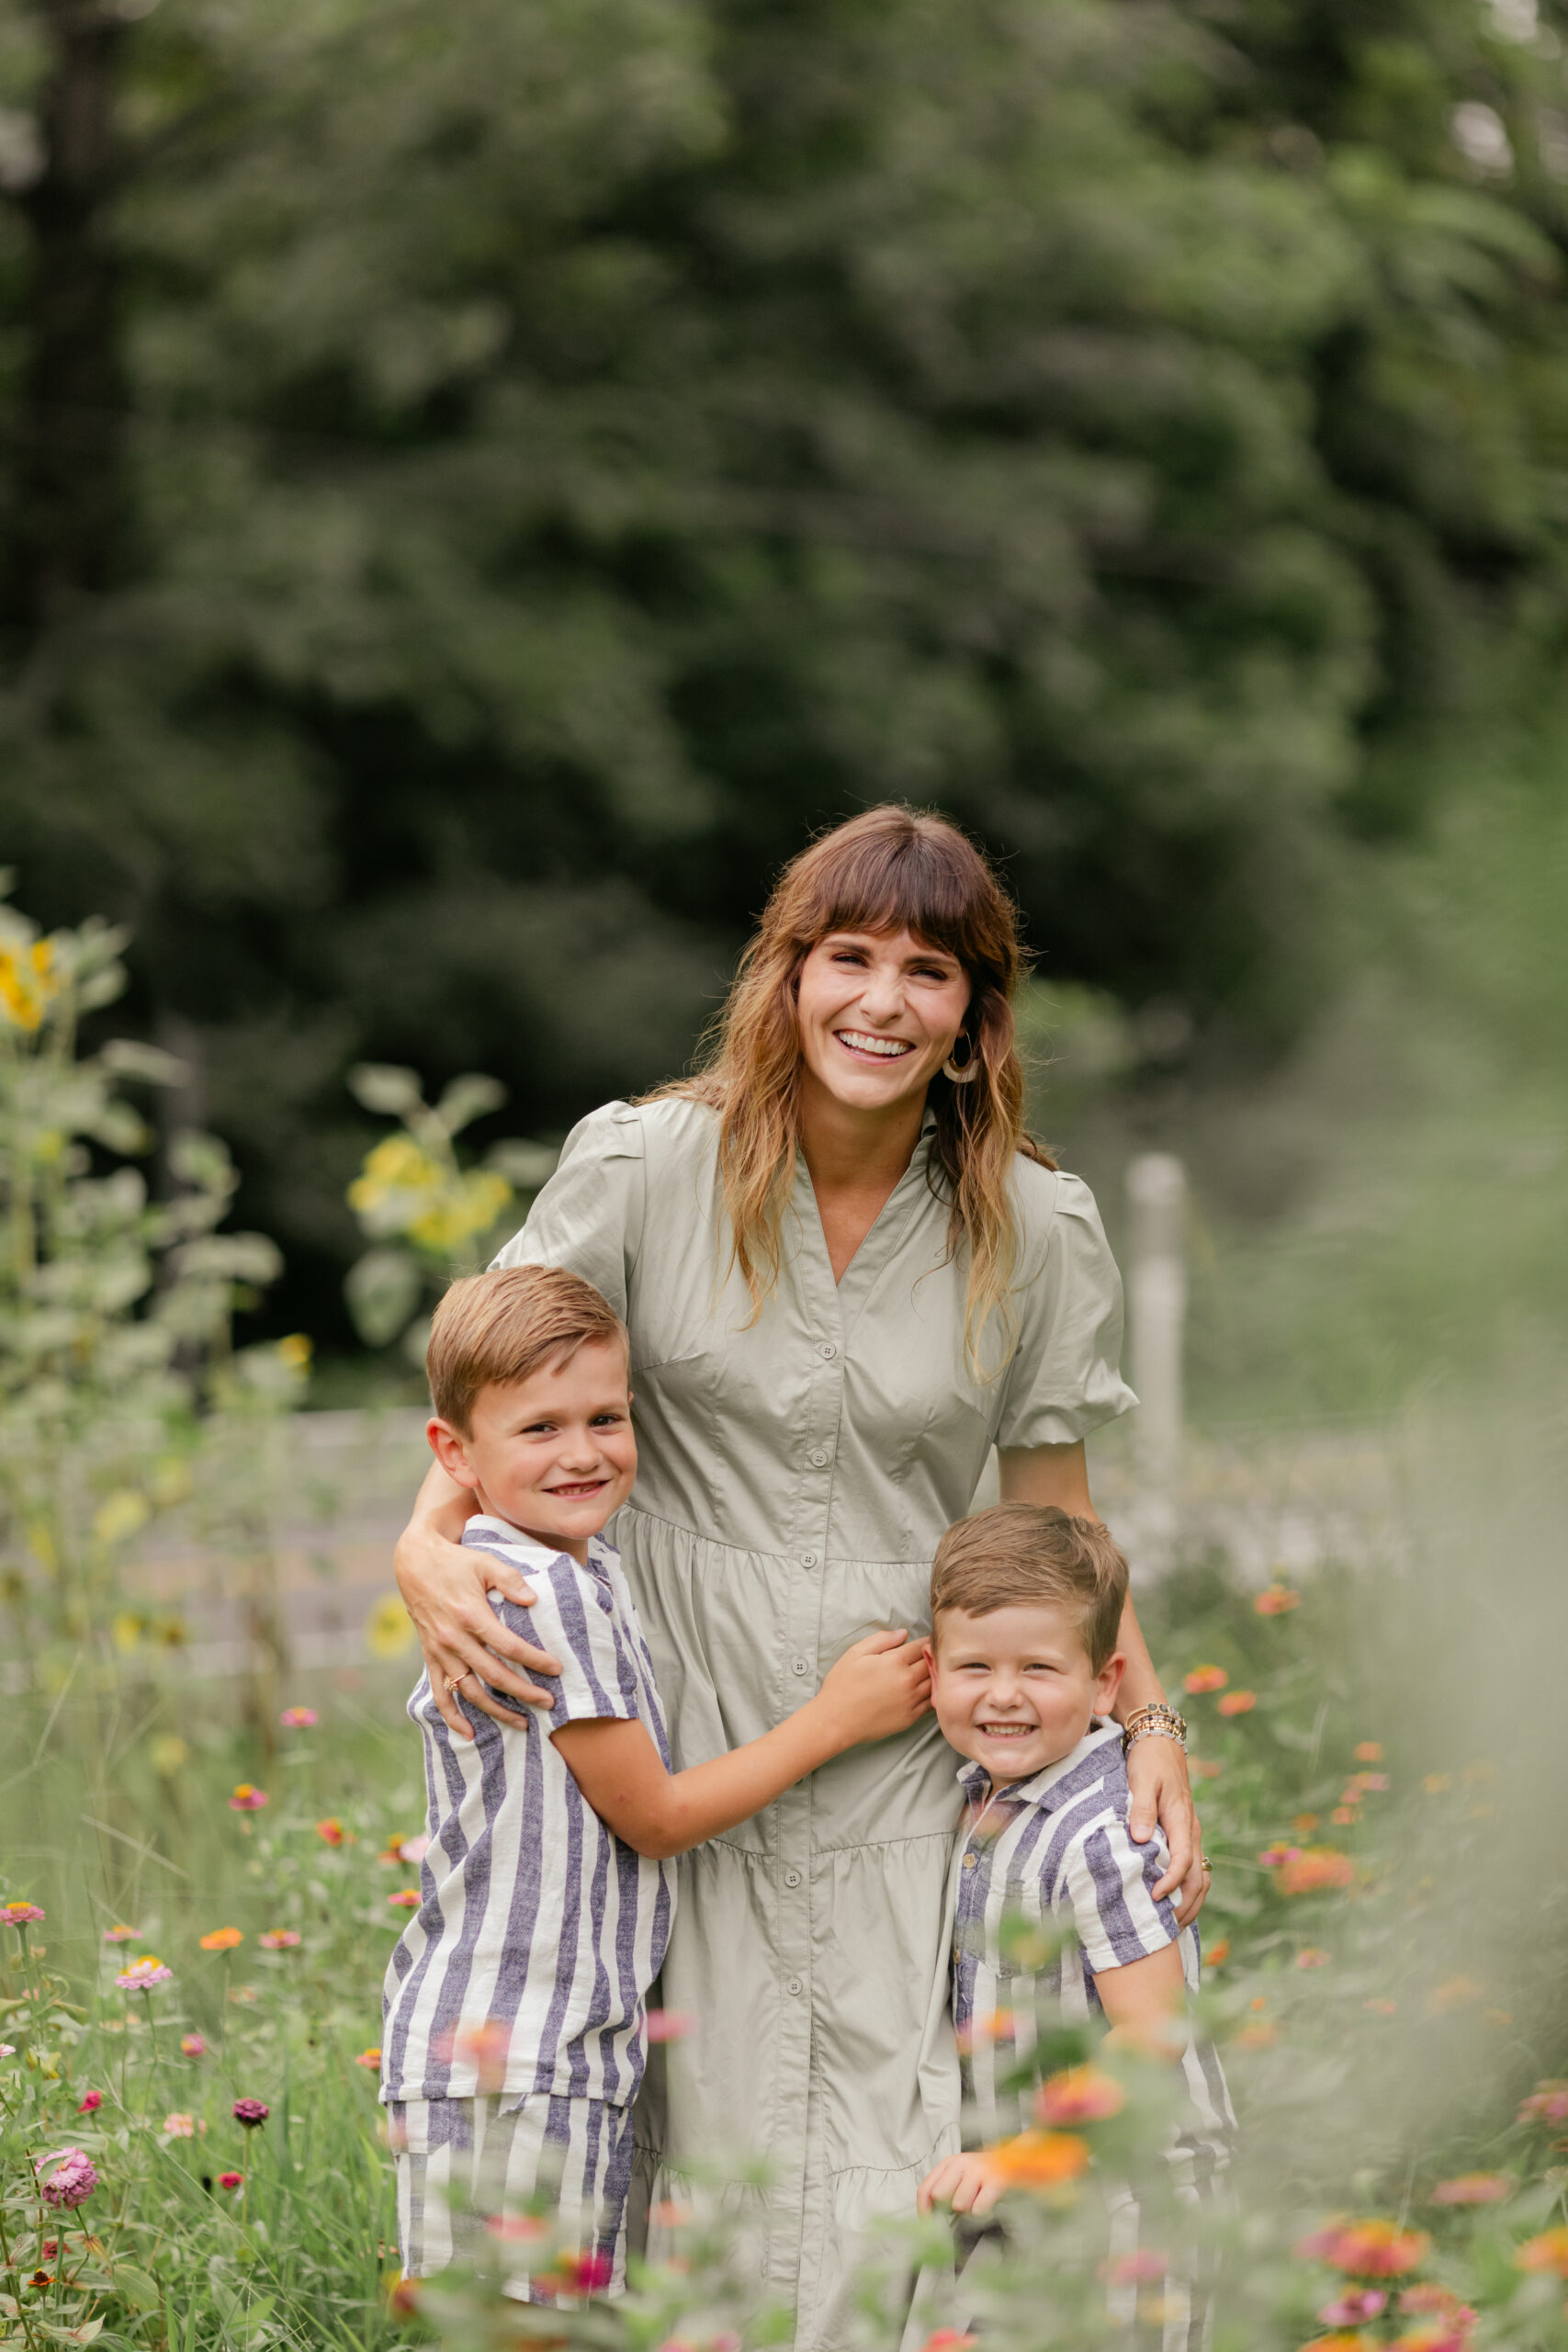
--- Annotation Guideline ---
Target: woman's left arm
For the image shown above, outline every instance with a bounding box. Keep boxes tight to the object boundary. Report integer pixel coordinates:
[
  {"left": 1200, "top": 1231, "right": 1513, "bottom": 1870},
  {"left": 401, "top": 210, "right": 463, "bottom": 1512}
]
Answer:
[{"left": 997, "top": 1440, "right": 1208, "bottom": 1927}]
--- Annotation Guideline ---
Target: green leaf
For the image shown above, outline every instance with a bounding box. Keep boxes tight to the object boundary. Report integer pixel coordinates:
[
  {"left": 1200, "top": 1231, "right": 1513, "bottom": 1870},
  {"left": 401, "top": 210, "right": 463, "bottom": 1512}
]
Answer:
[
  {"left": 110, "top": 2267, "right": 161, "bottom": 2314},
  {"left": 344, "top": 1246, "right": 423, "bottom": 1347},
  {"left": 346, "top": 1063, "right": 425, "bottom": 1118}
]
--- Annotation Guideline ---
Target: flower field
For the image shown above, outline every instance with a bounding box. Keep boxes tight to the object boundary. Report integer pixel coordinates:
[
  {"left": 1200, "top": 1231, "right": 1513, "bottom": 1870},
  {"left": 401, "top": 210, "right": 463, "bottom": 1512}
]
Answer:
[{"left": 2, "top": 1533, "right": 1566, "bottom": 2352}]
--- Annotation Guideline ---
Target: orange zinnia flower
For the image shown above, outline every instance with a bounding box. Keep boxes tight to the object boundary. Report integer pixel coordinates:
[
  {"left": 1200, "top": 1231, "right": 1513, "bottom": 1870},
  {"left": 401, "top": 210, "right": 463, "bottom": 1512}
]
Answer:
[
  {"left": 1255, "top": 1585, "right": 1301, "bottom": 1615},
  {"left": 1279, "top": 1848, "right": 1354, "bottom": 1897},
  {"left": 1514, "top": 2227, "right": 1568, "bottom": 2278},
  {"left": 1183, "top": 1666, "right": 1227, "bottom": 1695},
  {"left": 199, "top": 1927, "right": 243, "bottom": 1951},
  {"left": 1297, "top": 2220, "right": 1430, "bottom": 2277},
  {"left": 987, "top": 2129, "right": 1090, "bottom": 2189},
  {"left": 1217, "top": 1690, "right": 1257, "bottom": 1717}
]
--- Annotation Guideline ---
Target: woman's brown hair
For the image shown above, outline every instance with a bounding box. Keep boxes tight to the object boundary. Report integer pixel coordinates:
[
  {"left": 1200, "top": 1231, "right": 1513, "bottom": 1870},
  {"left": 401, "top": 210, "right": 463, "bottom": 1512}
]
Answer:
[{"left": 649, "top": 805, "right": 1051, "bottom": 1374}]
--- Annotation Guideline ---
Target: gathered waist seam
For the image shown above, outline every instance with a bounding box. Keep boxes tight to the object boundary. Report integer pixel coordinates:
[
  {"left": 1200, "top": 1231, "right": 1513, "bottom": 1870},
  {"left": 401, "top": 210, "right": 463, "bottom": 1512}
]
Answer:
[{"left": 616, "top": 1501, "right": 931, "bottom": 1574}]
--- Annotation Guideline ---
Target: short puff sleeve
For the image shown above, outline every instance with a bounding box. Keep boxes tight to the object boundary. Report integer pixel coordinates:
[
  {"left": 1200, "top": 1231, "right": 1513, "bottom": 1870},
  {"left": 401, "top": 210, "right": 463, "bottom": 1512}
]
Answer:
[
  {"left": 994, "top": 1170, "right": 1137, "bottom": 1449},
  {"left": 491, "top": 1102, "right": 645, "bottom": 1319}
]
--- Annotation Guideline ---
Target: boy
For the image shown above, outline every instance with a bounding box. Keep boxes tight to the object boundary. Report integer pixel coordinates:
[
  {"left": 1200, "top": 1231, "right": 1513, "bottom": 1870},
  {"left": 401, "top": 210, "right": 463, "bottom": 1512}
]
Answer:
[
  {"left": 917, "top": 1505, "right": 1232, "bottom": 2320},
  {"left": 381, "top": 1264, "right": 929, "bottom": 2300}
]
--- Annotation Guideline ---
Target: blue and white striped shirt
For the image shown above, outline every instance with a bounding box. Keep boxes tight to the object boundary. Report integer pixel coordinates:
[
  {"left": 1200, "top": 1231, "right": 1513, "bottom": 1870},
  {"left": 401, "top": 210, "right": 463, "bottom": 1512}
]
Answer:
[
  {"left": 950, "top": 1720, "right": 1233, "bottom": 2161},
  {"left": 381, "top": 1517, "right": 676, "bottom": 2109}
]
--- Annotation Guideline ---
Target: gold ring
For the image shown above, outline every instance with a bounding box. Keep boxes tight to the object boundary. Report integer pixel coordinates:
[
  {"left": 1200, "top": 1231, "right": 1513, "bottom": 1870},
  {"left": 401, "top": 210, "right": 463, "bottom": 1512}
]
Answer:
[
  {"left": 1201, "top": 1854, "right": 1213, "bottom": 1874},
  {"left": 444, "top": 1671, "right": 468, "bottom": 1693}
]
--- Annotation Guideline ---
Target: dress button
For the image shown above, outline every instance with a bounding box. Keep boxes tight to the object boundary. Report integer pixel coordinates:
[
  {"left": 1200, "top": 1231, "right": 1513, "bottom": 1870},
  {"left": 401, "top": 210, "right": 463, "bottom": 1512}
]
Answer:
[
  {"left": 791, "top": 1657, "right": 809, "bottom": 1677},
  {"left": 800, "top": 1551, "right": 818, "bottom": 1568},
  {"left": 807, "top": 1447, "right": 829, "bottom": 1468},
  {"left": 818, "top": 1341, "right": 838, "bottom": 1360},
  {"left": 962, "top": 1852, "right": 978, "bottom": 1871},
  {"left": 784, "top": 1868, "right": 802, "bottom": 1888},
  {"left": 786, "top": 1976, "right": 804, "bottom": 1996}
]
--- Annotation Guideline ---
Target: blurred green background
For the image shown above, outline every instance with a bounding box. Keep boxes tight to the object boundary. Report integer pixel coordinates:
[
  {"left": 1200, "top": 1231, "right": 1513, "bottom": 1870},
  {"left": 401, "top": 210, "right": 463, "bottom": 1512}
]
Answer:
[{"left": 0, "top": 0, "right": 1564, "bottom": 1417}]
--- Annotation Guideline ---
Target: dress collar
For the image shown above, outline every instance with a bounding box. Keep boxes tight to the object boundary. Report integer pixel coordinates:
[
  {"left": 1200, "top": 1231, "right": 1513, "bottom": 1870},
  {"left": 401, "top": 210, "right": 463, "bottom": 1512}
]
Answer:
[
  {"left": 464, "top": 1514, "right": 615, "bottom": 1581},
  {"left": 955, "top": 1718, "right": 1123, "bottom": 1813}
]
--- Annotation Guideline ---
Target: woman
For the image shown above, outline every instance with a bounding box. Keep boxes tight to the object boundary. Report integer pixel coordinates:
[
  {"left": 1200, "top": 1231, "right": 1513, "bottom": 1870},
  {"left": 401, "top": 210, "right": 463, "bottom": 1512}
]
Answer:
[{"left": 394, "top": 807, "right": 1204, "bottom": 2346}]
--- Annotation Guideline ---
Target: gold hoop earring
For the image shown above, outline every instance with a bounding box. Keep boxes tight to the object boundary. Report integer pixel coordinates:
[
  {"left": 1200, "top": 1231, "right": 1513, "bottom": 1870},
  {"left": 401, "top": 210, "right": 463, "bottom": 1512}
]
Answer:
[{"left": 942, "top": 1036, "right": 979, "bottom": 1084}]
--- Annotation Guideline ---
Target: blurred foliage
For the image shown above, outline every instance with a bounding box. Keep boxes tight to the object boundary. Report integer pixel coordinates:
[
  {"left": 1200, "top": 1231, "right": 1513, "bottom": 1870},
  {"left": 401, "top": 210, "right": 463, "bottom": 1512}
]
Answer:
[
  {"left": 344, "top": 1064, "right": 558, "bottom": 1363},
  {"left": 0, "top": 0, "right": 1562, "bottom": 1340},
  {"left": 0, "top": 887, "right": 310, "bottom": 1664}
]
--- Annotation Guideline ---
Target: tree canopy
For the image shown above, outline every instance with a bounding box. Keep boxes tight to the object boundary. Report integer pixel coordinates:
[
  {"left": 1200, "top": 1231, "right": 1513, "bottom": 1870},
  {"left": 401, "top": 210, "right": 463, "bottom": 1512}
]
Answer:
[{"left": 0, "top": 0, "right": 1564, "bottom": 1339}]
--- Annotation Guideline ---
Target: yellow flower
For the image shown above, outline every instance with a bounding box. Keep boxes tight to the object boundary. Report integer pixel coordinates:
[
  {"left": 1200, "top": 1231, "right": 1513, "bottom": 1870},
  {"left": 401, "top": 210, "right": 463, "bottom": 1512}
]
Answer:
[
  {"left": 150, "top": 1736, "right": 189, "bottom": 1778},
  {"left": 94, "top": 1489, "right": 150, "bottom": 1547},
  {"left": 349, "top": 1134, "right": 443, "bottom": 1214},
  {"left": 0, "top": 938, "right": 58, "bottom": 1032},
  {"left": 366, "top": 1593, "right": 416, "bottom": 1659},
  {"left": 407, "top": 1169, "right": 513, "bottom": 1253},
  {"left": 111, "top": 1611, "right": 144, "bottom": 1654},
  {"left": 276, "top": 1333, "right": 312, "bottom": 1371}
]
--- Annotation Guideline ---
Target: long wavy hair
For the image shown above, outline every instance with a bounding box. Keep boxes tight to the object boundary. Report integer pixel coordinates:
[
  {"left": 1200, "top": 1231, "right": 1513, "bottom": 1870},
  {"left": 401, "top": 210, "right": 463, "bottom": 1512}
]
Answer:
[{"left": 648, "top": 806, "right": 1051, "bottom": 1374}]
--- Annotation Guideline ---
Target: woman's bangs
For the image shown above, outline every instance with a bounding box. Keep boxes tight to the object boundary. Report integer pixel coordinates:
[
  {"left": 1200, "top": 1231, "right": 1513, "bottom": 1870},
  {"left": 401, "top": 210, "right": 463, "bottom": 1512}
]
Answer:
[{"left": 803, "top": 835, "right": 981, "bottom": 965}]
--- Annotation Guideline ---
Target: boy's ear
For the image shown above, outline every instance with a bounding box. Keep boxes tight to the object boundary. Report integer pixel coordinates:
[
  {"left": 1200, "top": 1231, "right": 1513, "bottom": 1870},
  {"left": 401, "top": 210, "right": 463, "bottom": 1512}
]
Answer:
[
  {"left": 427, "top": 1416, "right": 479, "bottom": 1490},
  {"left": 1095, "top": 1650, "right": 1126, "bottom": 1717}
]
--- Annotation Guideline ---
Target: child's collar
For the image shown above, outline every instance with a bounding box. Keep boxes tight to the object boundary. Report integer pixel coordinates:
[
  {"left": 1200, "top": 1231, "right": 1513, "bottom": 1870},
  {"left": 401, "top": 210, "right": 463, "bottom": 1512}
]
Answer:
[
  {"left": 463, "top": 1513, "right": 615, "bottom": 1579},
  {"left": 956, "top": 1716, "right": 1122, "bottom": 1813}
]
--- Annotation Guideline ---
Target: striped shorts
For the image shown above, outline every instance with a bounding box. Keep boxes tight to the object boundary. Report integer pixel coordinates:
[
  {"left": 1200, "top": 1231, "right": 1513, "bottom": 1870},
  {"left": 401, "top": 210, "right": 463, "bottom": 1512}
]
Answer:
[{"left": 390, "top": 2092, "right": 637, "bottom": 2302}]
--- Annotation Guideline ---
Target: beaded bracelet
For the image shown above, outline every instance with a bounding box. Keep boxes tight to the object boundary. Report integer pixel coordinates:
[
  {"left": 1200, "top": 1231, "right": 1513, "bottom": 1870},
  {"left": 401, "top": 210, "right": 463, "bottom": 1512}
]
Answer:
[{"left": 1122, "top": 1701, "right": 1189, "bottom": 1756}]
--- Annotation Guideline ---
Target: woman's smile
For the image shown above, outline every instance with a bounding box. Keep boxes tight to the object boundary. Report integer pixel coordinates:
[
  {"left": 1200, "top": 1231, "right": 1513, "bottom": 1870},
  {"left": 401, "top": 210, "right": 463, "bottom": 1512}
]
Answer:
[{"left": 834, "top": 1028, "right": 916, "bottom": 1063}]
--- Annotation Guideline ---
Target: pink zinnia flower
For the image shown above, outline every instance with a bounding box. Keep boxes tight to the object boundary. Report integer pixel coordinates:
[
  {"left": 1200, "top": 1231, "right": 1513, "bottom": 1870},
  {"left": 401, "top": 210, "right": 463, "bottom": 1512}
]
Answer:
[
  {"left": 388, "top": 1889, "right": 420, "bottom": 1908},
  {"left": 1429, "top": 2174, "right": 1510, "bottom": 2205},
  {"left": 399, "top": 1834, "right": 430, "bottom": 1865},
  {"left": 36, "top": 2149, "right": 97, "bottom": 2209},
  {"left": 279, "top": 1707, "right": 318, "bottom": 1728},
  {"left": 1100, "top": 2252, "right": 1168, "bottom": 2287},
  {"left": 552, "top": 2250, "right": 614, "bottom": 2294},
  {"left": 0, "top": 2044, "right": 16, "bottom": 2058},
  {"left": 644, "top": 2009, "right": 697, "bottom": 2042},
  {"left": 258, "top": 1929, "right": 300, "bottom": 1950},
  {"left": 180, "top": 2034, "right": 207, "bottom": 2058},
  {"left": 354, "top": 2047, "right": 381, "bottom": 2070},
  {"left": 1296, "top": 1949, "right": 1332, "bottom": 1970},
  {"left": 116, "top": 1956, "right": 173, "bottom": 1991},
  {"left": 1279, "top": 1848, "right": 1355, "bottom": 1897},
  {"left": 163, "top": 2112, "right": 203, "bottom": 2139},
  {"left": 218, "top": 2170, "right": 243, "bottom": 2190},
  {"left": 102, "top": 1925, "right": 139, "bottom": 1944},
  {"left": 232, "top": 2098, "right": 269, "bottom": 2128},
  {"left": 229, "top": 1785, "right": 268, "bottom": 1812},
  {"left": 3, "top": 1900, "right": 45, "bottom": 1926},
  {"left": 1318, "top": 2291, "right": 1387, "bottom": 2324},
  {"left": 315, "top": 1818, "right": 346, "bottom": 1847},
  {"left": 1518, "top": 2082, "right": 1568, "bottom": 2127},
  {"left": 77, "top": 2090, "right": 103, "bottom": 2114},
  {"left": 1297, "top": 2219, "right": 1429, "bottom": 2277},
  {"left": 1034, "top": 2064, "right": 1124, "bottom": 2124}
]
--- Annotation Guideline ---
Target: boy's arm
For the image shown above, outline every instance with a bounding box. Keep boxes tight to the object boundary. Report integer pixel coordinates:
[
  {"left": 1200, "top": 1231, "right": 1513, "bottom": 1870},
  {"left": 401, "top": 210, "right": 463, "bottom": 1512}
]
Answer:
[
  {"left": 1091, "top": 1939, "right": 1188, "bottom": 2055},
  {"left": 553, "top": 1629, "right": 930, "bottom": 1860}
]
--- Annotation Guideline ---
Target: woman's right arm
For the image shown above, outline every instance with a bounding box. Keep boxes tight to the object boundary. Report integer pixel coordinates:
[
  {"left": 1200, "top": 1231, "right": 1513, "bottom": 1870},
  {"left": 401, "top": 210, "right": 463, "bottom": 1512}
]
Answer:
[{"left": 393, "top": 1459, "right": 563, "bottom": 1740}]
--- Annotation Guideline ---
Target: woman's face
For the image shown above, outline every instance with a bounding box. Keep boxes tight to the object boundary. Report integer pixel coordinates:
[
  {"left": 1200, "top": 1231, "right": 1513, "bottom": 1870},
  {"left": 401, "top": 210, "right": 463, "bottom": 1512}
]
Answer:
[{"left": 795, "top": 928, "right": 971, "bottom": 1116}]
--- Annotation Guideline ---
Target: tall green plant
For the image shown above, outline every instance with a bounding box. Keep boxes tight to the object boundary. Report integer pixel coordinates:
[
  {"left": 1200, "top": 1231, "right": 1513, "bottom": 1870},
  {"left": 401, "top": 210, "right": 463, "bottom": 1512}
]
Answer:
[{"left": 0, "top": 886, "right": 298, "bottom": 1666}]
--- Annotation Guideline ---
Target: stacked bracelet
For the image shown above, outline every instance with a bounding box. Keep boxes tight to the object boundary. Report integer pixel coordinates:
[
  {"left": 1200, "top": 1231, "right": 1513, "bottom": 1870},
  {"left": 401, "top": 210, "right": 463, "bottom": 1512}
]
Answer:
[{"left": 1122, "top": 1702, "right": 1188, "bottom": 1756}]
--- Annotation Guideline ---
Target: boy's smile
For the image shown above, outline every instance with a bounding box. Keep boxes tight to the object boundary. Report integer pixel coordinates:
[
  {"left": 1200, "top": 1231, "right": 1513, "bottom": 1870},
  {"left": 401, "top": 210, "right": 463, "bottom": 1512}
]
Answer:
[
  {"left": 926, "top": 1600, "right": 1124, "bottom": 1785},
  {"left": 427, "top": 1336, "right": 637, "bottom": 1562}
]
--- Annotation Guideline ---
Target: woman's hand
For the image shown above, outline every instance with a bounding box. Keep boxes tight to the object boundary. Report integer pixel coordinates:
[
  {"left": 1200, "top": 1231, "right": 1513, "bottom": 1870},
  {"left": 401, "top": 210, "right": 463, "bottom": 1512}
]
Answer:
[
  {"left": 394, "top": 1462, "right": 562, "bottom": 1740},
  {"left": 1125, "top": 1734, "right": 1208, "bottom": 1926},
  {"left": 812, "top": 1629, "right": 932, "bottom": 1750}
]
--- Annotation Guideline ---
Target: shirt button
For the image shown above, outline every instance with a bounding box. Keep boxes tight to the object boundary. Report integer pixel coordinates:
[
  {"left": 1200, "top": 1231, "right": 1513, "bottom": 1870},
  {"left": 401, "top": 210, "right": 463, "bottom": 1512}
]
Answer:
[
  {"left": 962, "top": 1852, "right": 978, "bottom": 1871},
  {"left": 791, "top": 1657, "right": 809, "bottom": 1677},
  {"left": 807, "top": 1447, "right": 829, "bottom": 1468},
  {"left": 818, "top": 1341, "right": 838, "bottom": 1360},
  {"left": 786, "top": 1976, "right": 804, "bottom": 1996},
  {"left": 784, "top": 1868, "right": 802, "bottom": 1888},
  {"left": 799, "top": 1551, "right": 818, "bottom": 1568}
]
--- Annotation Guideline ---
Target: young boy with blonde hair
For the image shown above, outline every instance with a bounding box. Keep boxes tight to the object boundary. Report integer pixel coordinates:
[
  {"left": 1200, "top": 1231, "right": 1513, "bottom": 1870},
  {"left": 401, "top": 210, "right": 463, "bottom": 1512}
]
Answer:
[
  {"left": 918, "top": 1504, "right": 1232, "bottom": 2333},
  {"left": 381, "top": 1263, "right": 930, "bottom": 2301}
]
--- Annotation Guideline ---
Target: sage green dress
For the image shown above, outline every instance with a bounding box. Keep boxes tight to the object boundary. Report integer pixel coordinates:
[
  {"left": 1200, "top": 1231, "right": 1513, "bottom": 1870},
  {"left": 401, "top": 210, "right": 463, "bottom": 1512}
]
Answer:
[{"left": 495, "top": 1095, "right": 1135, "bottom": 2346}]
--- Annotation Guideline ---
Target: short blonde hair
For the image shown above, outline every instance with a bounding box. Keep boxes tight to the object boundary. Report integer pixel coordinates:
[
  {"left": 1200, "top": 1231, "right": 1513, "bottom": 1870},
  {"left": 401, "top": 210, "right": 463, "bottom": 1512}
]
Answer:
[
  {"left": 426, "top": 1266, "right": 626, "bottom": 1433},
  {"left": 929, "top": 1503, "right": 1128, "bottom": 1673}
]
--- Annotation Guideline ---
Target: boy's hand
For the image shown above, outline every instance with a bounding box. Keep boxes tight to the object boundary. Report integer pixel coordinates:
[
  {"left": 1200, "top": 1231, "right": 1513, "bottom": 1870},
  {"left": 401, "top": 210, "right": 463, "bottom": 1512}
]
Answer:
[
  {"left": 812, "top": 1629, "right": 931, "bottom": 1748},
  {"left": 917, "top": 2151, "right": 1005, "bottom": 2219}
]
